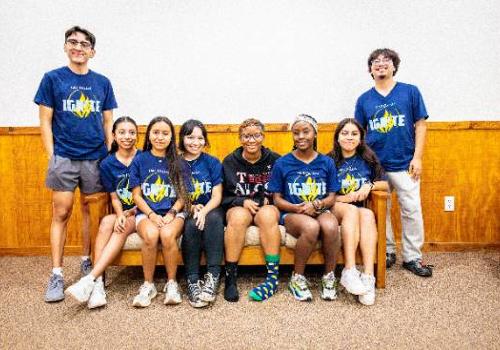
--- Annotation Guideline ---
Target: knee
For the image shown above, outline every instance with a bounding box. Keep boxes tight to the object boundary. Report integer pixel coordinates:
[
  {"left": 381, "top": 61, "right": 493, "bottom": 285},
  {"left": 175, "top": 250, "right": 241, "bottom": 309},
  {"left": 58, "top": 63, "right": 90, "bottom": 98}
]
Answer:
[
  {"left": 206, "top": 209, "right": 224, "bottom": 227},
  {"left": 141, "top": 228, "right": 160, "bottom": 247},
  {"left": 301, "top": 222, "right": 320, "bottom": 243},
  {"left": 359, "top": 208, "right": 375, "bottom": 223},
  {"left": 99, "top": 215, "right": 116, "bottom": 231},
  {"left": 255, "top": 206, "right": 279, "bottom": 226},
  {"left": 227, "top": 208, "right": 251, "bottom": 229},
  {"left": 160, "top": 229, "right": 178, "bottom": 248},
  {"left": 52, "top": 204, "right": 72, "bottom": 222}
]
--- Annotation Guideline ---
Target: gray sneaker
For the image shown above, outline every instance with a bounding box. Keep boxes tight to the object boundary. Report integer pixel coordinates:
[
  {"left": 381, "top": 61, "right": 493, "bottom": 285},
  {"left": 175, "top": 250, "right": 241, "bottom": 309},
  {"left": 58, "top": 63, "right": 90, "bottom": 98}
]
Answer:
[
  {"left": 45, "top": 274, "right": 64, "bottom": 302},
  {"left": 80, "top": 258, "right": 92, "bottom": 276}
]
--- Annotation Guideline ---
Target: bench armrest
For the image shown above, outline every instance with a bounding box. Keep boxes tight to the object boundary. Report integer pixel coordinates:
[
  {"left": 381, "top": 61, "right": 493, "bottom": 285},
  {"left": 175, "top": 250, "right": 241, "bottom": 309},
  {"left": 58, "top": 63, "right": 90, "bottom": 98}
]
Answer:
[{"left": 367, "top": 190, "right": 388, "bottom": 288}]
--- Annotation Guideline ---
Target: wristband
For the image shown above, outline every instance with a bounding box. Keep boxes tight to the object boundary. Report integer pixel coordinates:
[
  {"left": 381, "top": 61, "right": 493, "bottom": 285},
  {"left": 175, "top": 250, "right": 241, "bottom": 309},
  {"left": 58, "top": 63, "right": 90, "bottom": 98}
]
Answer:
[
  {"left": 168, "top": 208, "right": 178, "bottom": 216},
  {"left": 147, "top": 211, "right": 154, "bottom": 218}
]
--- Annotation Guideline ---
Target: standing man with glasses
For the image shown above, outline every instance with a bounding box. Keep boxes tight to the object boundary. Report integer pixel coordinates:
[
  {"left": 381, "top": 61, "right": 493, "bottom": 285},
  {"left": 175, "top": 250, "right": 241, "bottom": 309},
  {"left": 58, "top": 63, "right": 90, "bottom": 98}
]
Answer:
[
  {"left": 34, "top": 26, "right": 118, "bottom": 302},
  {"left": 354, "top": 48, "right": 433, "bottom": 277}
]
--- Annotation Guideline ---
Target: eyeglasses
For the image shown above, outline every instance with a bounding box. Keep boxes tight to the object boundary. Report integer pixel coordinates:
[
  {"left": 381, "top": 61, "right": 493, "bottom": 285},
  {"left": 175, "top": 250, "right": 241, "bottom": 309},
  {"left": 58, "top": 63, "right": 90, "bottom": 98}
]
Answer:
[
  {"left": 66, "top": 39, "right": 92, "bottom": 49},
  {"left": 371, "top": 57, "right": 392, "bottom": 65},
  {"left": 241, "top": 133, "right": 263, "bottom": 141}
]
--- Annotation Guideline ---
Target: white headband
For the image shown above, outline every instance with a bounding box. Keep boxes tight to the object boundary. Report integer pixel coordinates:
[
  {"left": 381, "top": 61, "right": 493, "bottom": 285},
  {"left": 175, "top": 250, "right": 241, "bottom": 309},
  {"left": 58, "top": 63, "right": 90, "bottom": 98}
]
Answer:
[{"left": 291, "top": 114, "right": 318, "bottom": 133}]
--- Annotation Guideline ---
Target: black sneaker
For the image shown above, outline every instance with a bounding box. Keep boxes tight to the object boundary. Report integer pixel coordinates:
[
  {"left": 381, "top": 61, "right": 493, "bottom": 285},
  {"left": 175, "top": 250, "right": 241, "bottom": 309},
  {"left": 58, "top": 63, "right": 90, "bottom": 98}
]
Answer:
[
  {"left": 402, "top": 259, "right": 433, "bottom": 277},
  {"left": 386, "top": 253, "right": 396, "bottom": 268},
  {"left": 224, "top": 266, "right": 239, "bottom": 302},
  {"left": 186, "top": 280, "right": 208, "bottom": 308}
]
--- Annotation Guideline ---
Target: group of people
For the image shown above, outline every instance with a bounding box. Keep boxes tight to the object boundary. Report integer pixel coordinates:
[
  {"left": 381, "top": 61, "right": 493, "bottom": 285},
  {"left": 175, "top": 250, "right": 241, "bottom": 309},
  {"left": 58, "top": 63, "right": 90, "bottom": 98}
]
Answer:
[{"left": 35, "top": 26, "right": 433, "bottom": 310}]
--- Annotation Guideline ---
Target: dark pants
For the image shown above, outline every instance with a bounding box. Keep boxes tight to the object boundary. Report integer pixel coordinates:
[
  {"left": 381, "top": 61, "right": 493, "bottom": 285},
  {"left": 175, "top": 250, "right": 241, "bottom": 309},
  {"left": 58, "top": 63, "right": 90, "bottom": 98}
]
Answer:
[{"left": 181, "top": 207, "right": 225, "bottom": 283}]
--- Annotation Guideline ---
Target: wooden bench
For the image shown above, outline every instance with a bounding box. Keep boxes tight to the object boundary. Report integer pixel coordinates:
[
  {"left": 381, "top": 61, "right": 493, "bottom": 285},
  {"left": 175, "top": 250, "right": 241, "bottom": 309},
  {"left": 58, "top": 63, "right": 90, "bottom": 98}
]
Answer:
[{"left": 87, "top": 191, "right": 388, "bottom": 288}]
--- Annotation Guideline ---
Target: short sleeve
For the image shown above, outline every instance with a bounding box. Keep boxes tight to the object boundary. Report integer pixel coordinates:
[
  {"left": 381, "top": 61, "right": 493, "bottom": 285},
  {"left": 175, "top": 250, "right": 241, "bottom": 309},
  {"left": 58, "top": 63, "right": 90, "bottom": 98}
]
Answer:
[
  {"left": 209, "top": 156, "right": 223, "bottom": 187},
  {"left": 34, "top": 73, "right": 55, "bottom": 108},
  {"left": 267, "top": 160, "right": 283, "bottom": 193},
  {"left": 129, "top": 156, "right": 141, "bottom": 189},
  {"left": 102, "top": 79, "right": 118, "bottom": 111},
  {"left": 326, "top": 158, "right": 341, "bottom": 193},
  {"left": 99, "top": 160, "right": 115, "bottom": 193},
  {"left": 354, "top": 97, "right": 367, "bottom": 128},
  {"left": 412, "top": 86, "right": 428, "bottom": 121}
]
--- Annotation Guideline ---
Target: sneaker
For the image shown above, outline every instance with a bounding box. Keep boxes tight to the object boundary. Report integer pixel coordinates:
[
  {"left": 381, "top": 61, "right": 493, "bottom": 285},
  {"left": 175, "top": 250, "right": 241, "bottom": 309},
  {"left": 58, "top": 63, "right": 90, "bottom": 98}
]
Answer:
[
  {"left": 288, "top": 272, "right": 313, "bottom": 301},
  {"left": 199, "top": 272, "right": 219, "bottom": 303},
  {"left": 186, "top": 280, "right": 208, "bottom": 308},
  {"left": 403, "top": 259, "right": 433, "bottom": 277},
  {"left": 45, "top": 274, "right": 65, "bottom": 302},
  {"left": 132, "top": 282, "right": 157, "bottom": 307},
  {"left": 340, "top": 267, "right": 368, "bottom": 295},
  {"left": 358, "top": 273, "right": 376, "bottom": 306},
  {"left": 224, "top": 266, "right": 239, "bottom": 302},
  {"left": 320, "top": 271, "right": 339, "bottom": 301},
  {"left": 87, "top": 279, "right": 107, "bottom": 309},
  {"left": 80, "top": 258, "right": 92, "bottom": 276},
  {"left": 386, "top": 253, "right": 396, "bottom": 268},
  {"left": 65, "top": 275, "right": 95, "bottom": 303},
  {"left": 163, "top": 280, "right": 182, "bottom": 305}
]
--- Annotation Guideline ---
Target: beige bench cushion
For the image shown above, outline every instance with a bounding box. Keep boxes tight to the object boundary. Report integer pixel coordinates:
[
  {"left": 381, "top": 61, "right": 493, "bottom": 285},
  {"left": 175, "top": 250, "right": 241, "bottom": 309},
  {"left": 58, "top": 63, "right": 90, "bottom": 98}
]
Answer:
[{"left": 122, "top": 225, "right": 288, "bottom": 250}]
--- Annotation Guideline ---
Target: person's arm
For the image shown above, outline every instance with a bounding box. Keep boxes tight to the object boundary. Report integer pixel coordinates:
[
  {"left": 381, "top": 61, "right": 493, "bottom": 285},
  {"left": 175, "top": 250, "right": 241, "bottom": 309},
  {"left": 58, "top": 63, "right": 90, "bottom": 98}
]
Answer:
[
  {"left": 132, "top": 186, "right": 164, "bottom": 227},
  {"left": 163, "top": 198, "right": 184, "bottom": 225},
  {"left": 39, "top": 105, "right": 54, "bottom": 156},
  {"left": 109, "top": 192, "right": 128, "bottom": 233},
  {"left": 409, "top": 119, "right": 427, "bottom": 181},
  {"left": 103, "top": 110, "right": 114, "bottom": 151}
]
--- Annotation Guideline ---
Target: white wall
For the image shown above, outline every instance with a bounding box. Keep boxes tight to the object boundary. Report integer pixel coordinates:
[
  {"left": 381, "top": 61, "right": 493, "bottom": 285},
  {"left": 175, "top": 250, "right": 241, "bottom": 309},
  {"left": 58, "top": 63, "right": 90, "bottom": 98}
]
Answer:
[{"left": 1, "top": 0, "right": 499, "bottom": 126}]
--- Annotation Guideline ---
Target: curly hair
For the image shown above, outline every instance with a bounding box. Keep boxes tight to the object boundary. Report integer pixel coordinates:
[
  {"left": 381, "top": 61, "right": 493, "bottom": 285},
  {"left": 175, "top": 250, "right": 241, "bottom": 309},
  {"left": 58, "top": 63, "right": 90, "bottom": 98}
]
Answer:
[{"left": 367, "top": 48, "right": 401, "bottom": 77}]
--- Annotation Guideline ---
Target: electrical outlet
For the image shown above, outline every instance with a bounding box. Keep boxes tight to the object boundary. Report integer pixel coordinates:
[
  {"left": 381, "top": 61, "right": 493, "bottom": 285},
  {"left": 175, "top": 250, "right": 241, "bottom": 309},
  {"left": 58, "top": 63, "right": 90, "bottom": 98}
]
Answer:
[{"left": 444, "top": 196, "right": 455, "bottom": 211}]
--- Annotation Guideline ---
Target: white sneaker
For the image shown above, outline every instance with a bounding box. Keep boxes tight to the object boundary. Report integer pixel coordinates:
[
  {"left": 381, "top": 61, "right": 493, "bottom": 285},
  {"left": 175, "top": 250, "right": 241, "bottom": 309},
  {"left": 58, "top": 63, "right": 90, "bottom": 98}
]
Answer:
[
  {"left": 163, "top": 280, "right": 182, "bottom": 305},
  {"left": 65, "top": 275, "right": 95, "bottom": 303},
  {"left": 359, "top": 273, "right": 376, "bottom": 306},
  {"left": 288, "top": 272, "right": 313, "bottom": 301},
  {"left": 340, "top": 267, "right": 368, "bottom": 295},
  {"left": 87, "top": 279, "right": 107, "bottom": 309},
  {"left": 320, "top": 271, "right": 338, "bottom": 301},
  {"left": 132, "top": 282, "right": 157, "bottom": 307}
]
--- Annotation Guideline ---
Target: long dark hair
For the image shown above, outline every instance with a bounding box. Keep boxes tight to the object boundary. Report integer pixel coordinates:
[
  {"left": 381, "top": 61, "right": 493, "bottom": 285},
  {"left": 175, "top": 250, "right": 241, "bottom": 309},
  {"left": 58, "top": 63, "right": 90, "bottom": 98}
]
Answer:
[
  {"left": 327, "top": 118, "right": 384, "bottom": 181},
  {"left": 143, "top": 116, "right": 191, "bottom": 212},
  {"left": 178, "top": 119, "right": 210, "bottom": 153},
  {"left": 110, "top": 116, "right": 138, "bottom": 154}
]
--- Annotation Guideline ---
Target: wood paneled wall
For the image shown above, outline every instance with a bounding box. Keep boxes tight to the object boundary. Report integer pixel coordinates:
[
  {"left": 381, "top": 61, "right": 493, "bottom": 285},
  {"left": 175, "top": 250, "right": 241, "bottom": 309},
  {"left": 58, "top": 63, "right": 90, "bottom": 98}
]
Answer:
[{"left": 0, "top": 122, "right": 498, "bottom": 255}]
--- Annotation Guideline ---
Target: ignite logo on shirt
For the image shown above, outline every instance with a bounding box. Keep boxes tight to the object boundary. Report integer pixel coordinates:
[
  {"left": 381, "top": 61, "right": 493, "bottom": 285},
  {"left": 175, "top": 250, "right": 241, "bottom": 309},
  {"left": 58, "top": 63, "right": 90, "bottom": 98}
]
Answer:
[
  {"left": 142, "top": 173, "right": 176, "bottom": 203},
  {"left": 340, "top": 173, "right": 368, "bottom": 194},
  {"left": 288, "top": 173, "right": 327, "bottom": 202},
  {"left": 116, "top": 175, "right": 134, "bottom": 206},
  {"left": 369, "top": 103, "right": 406, "bottom": 134},
  {"left": 62, "top": 89, "right": 101, "bottom": 119},
  {"left": 190, "top": 178, "right": 212, "bottom": 201}
]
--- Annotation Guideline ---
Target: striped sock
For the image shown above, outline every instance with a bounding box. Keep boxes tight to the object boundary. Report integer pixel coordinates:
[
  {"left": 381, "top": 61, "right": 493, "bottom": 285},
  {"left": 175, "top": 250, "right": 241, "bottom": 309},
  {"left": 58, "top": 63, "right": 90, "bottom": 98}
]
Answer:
[{"left": 249, "top": 254, "right": 280, "bottom": 301}]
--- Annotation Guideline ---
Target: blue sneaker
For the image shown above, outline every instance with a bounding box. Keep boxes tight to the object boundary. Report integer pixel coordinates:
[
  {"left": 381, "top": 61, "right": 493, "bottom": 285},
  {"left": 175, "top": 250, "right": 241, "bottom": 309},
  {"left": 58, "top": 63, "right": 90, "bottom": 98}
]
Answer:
[
  {"left": 288, "top": 272, "right": 312, "bottom": 301},
  {"left": 45, "top": 274, "right": 64, "bottom": 302},
  {"left": 80, "top": 258, "right": 92, "bottom": 276}
]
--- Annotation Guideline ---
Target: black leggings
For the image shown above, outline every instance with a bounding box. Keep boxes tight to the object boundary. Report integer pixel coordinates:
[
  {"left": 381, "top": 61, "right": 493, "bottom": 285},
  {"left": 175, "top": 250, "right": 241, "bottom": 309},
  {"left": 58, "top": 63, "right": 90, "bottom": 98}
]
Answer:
[{"left": 181, "top": 207, "right": 225, "bottom": 283}]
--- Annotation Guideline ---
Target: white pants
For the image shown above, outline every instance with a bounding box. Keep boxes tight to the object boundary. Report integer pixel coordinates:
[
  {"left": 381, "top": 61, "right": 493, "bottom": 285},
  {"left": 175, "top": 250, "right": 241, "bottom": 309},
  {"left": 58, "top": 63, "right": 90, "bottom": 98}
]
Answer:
[{"left": 385, "top": 171, "right": 424, "bottom": 262}]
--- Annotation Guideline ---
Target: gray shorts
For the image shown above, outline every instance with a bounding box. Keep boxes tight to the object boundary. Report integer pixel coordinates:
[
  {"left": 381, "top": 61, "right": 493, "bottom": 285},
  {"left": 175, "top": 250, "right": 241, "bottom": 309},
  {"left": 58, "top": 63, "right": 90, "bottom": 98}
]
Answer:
[{"left": 46, "top": 155, "right": 103, "bottom": 194}]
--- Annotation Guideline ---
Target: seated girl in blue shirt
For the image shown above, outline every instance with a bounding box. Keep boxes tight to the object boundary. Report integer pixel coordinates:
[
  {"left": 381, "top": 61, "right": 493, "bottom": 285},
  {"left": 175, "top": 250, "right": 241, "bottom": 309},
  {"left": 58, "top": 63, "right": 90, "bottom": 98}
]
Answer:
[
  {"left": 65, "top": 116, "right": 140, "bottom": 308},
  {"left": 328, "top": 118, "right": 388, "bottom": 306}
]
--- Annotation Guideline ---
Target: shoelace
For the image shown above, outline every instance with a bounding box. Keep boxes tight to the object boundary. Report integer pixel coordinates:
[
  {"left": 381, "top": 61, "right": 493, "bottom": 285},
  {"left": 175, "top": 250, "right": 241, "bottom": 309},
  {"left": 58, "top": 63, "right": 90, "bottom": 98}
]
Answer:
[
  {"left": 323, "top": 272, "right": 336, "bottom": 289},
  {"left": 188, "top": 282, "right": 202, "bottom": 297},
  {"left": 203, "top": 273, "right": 216, "bottom": 293},
  {"left": 50, "top": 276, "right": 63, "bottom": 289},
  {"left": 139, "top": 284, "right": 152, "bottom": 296},
  {"left": 294, "top": 275, "right": 309, "bottom": 290}
]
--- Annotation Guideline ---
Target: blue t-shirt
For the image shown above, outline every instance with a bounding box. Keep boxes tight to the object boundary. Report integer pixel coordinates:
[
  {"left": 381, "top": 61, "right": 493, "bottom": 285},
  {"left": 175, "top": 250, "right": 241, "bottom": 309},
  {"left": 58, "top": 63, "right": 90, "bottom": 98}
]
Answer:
[
  {"left": 186, "top": 153, "right": 223, "bottom": 205},
  {"left": 336, "top": 155, "right": 377, "bottom": 195},
  {"left": 354, "top": 82, "right": 428, "bottom": 171},
  {"left": 34, "top": 66, "right": 118, "bottom": 160},
  {"left": 129, "top": 151, "right": 179, "bottom": 216},
  {"left": 268, "top": 153, "right": 340, "bottom": 209},
  {"left": 99, "top": 150, "right": 141, "bottom": 210}
]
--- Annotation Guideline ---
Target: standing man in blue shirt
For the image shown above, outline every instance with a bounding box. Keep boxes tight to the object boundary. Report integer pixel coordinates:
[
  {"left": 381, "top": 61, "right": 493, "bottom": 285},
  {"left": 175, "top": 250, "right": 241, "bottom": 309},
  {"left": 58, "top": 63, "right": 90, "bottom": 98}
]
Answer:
[
  {"left": 34, "top": 26, "right": 118, "bottom": 302},
  {"left": 354, "top": 48, "right": 432, "bottom": 277}
]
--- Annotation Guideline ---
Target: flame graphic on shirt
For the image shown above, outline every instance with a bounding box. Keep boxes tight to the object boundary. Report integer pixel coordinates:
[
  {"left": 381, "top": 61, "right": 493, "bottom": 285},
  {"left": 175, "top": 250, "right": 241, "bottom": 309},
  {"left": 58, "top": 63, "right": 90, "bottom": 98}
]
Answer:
[
  {"left": 377, "top": 109, "right": 395, "bottom": 133},
  {"left": 145, "top": 175, "right": 166, "bottom": 202},
  {"left": 74, "top": 93, "right": 92, "bottom": 118},
  {"left": 117, "top": 177, "right": 134, "bottom": 205},
  {"left": 340, "top": 173, "right": 357, "bottom": 194},
  {"left": 190, "top": 178, "right": 202, "bottom": 201},
  {"left": 299, "top": 177, "right": 319, "bottom": 202}
]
